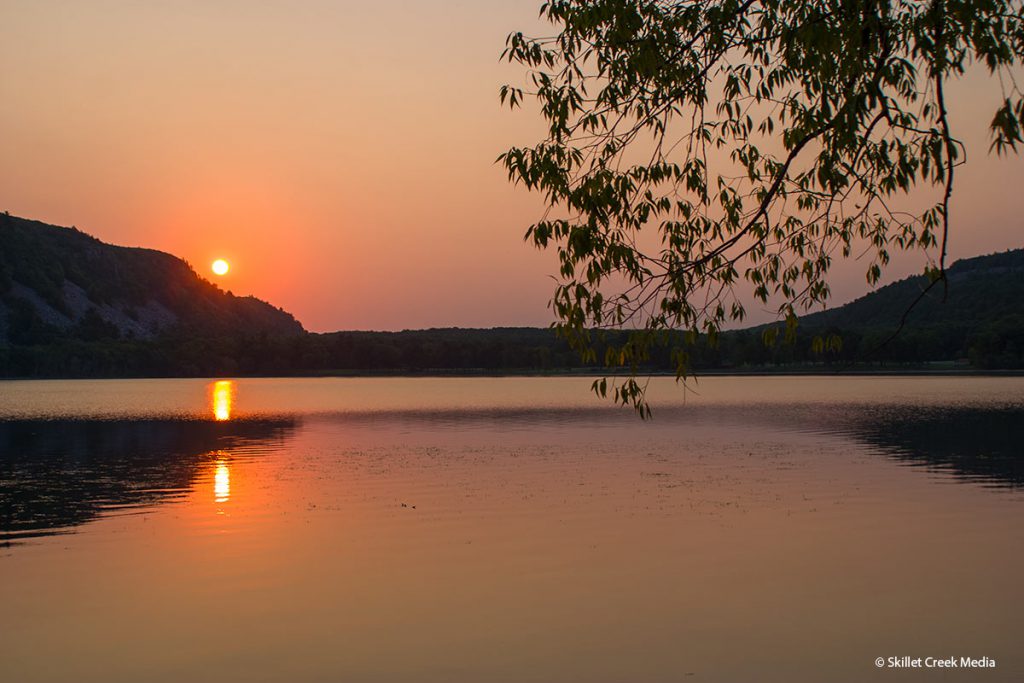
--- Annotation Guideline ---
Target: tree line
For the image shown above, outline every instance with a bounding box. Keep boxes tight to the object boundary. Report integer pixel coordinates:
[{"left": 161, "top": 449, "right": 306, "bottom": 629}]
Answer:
[{"left": 2, "top": 319, "right": 1020, "bottom": 379}]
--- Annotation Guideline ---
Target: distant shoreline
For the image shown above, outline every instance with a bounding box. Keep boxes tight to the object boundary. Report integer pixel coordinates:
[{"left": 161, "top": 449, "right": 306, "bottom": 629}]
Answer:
[{"left": 3, "top": 367, "right": 1023, "bottom": 381}]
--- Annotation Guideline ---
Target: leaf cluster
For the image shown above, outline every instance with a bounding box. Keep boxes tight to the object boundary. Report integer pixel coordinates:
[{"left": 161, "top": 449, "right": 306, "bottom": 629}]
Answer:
[{"left": 500, "top": 0, "right": 1024, "bottom": 413}]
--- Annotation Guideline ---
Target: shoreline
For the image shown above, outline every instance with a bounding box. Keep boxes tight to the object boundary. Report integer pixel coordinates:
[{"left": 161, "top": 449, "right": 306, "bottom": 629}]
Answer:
[{"left": 2, "top": 367, "right": 1023, "bottom": 381}]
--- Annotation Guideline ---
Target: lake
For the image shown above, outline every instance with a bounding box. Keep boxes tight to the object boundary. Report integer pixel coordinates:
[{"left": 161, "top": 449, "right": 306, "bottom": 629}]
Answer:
[{"left": 1, "top": 376, "right": 1021, "bottom": 682}]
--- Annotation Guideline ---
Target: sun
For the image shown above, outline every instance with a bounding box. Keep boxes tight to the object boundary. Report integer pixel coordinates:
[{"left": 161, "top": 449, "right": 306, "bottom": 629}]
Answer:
[{"left": 211, "top": 258, "right": 230, "bottom": 276}]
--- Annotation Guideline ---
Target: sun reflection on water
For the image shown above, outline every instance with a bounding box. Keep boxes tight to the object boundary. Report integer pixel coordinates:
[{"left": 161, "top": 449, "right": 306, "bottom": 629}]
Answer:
[
  {"left": 211, "top": 380, "right": 235, "bottom": 421},
  {"left": 214, "top": 456, "right": 231, "bottom": 504}
]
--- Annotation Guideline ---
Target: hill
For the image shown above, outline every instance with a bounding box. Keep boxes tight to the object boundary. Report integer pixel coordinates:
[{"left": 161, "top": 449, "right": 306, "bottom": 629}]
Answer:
[
  {"left": 800, "top": 249, "right": 1024, "bottom": 331},
  {"left": 778, "top": 249, "right": 1024, "bottom": 368},
  {"left": 0, "top": 213, "right": 303, "bottom": 347}
]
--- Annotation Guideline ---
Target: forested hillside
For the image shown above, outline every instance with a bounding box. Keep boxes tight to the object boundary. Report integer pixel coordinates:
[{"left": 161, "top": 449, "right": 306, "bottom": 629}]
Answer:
[
  {"left": 0, "top": 214, "right": 303, "bottom": 350},
  {"left": 785, "top": 249, "right": 1024, "bottom": 368}
]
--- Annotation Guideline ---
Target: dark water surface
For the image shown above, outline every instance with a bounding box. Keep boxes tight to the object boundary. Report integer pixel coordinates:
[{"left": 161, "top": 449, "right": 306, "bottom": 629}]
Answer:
[{"left": 1, "top": 376, "right": 1021, "bottom": 682}]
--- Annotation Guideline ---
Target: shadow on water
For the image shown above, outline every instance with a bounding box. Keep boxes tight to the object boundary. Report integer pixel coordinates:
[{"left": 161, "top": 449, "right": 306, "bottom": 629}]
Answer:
[
  {"left": 843, "top": 406, "right": 1024, "bottom": 489},
  {"left": 0, "top": 418, "right": 299, "bottom": 545}
]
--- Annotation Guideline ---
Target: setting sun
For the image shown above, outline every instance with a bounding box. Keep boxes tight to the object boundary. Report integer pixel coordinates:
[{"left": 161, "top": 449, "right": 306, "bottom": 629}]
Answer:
[{"left": 211, "top": 259, "right": 230, "bottom": 276}]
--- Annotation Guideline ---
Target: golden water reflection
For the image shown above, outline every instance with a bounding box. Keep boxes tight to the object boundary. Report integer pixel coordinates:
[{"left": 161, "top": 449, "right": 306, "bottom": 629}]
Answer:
[
  {"left": 213, "top": 456, "right": 231, "bottom": 503},
  {"left": 210, "top": 380, "right": 234, "bottom": 421}
]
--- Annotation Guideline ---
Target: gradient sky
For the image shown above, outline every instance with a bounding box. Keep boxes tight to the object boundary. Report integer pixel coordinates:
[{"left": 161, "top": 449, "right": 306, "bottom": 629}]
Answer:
[{"left": 2, "top": 1, "right": 1022, "bottom": 332}]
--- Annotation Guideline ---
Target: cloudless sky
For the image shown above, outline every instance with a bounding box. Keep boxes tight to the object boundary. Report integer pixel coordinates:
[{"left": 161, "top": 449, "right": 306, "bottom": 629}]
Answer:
[{"left": 2, "top": 1, "right": 1022, "bottom": 331}]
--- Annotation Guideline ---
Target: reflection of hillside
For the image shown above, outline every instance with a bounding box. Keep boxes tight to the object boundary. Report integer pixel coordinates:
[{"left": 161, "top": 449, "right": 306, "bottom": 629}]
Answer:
[
  {"left": 847, "top": 407, "right": 1024, "bottom": 489},
  {"left": 0, "top": 418, "right": 298, "bottom": 543}
]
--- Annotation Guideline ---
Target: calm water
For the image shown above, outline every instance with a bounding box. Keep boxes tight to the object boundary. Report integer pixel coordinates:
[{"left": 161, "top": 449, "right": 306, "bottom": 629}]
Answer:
[{"left": 1, "top": 376, "right": 1022, "bottom": 682}]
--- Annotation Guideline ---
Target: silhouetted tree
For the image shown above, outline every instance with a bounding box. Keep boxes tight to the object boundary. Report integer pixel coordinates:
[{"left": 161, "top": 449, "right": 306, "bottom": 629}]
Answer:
[{"left": 501, "top": 0, "right": 1024, "bottom": 413}]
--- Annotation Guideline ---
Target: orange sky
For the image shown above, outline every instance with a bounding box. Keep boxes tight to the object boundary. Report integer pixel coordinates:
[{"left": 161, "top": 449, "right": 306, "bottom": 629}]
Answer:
[{"left": 2, "top": 1, "right": 1022, "bottom": 332}]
